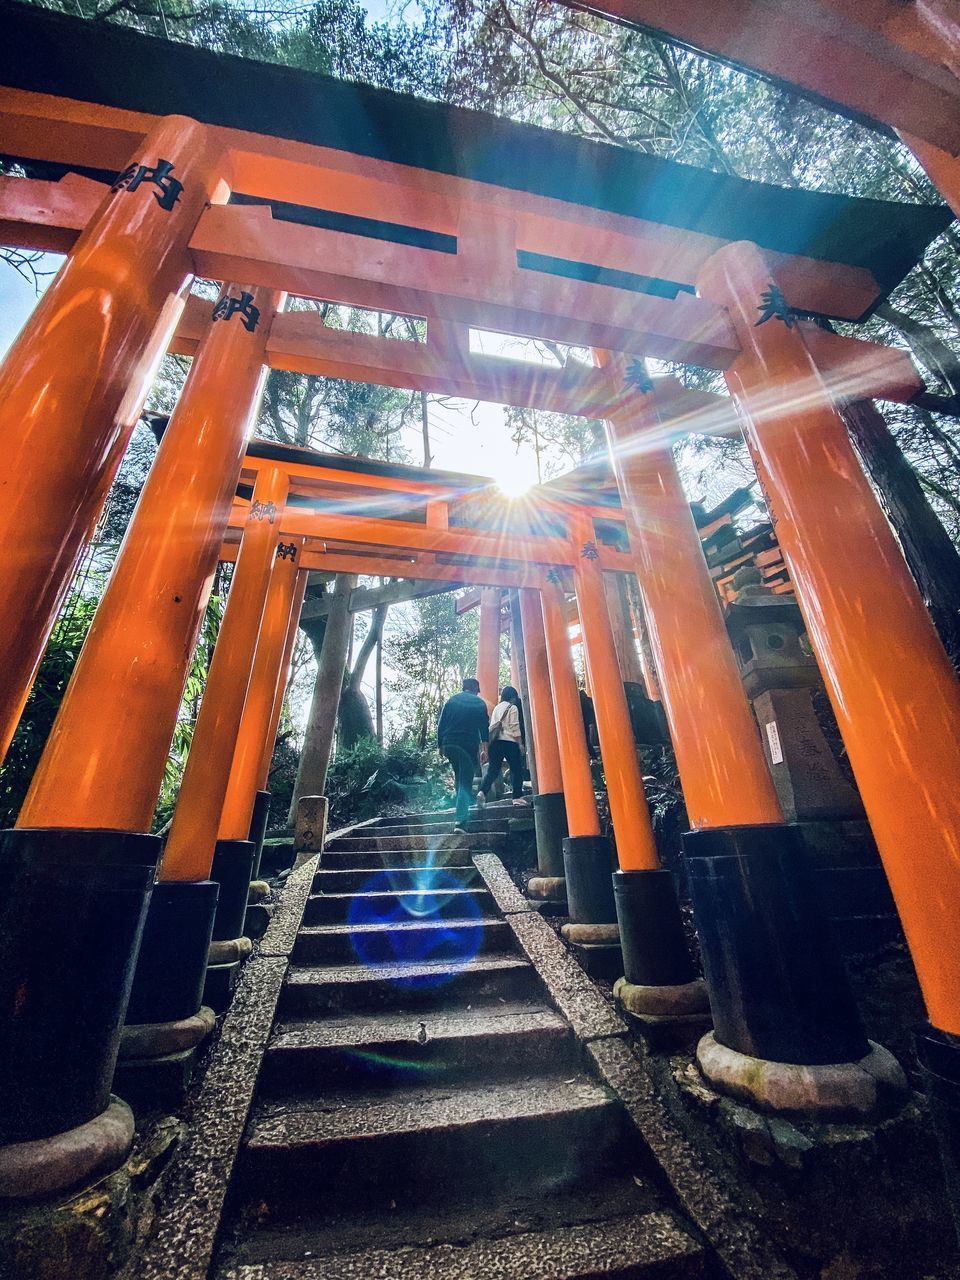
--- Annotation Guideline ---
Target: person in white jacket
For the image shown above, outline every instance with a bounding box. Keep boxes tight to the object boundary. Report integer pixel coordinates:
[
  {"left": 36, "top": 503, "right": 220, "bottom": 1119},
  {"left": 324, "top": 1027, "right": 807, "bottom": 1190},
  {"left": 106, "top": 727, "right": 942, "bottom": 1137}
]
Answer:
[{"left": 477, "top": 686, "right": 527, "bottom": 806}]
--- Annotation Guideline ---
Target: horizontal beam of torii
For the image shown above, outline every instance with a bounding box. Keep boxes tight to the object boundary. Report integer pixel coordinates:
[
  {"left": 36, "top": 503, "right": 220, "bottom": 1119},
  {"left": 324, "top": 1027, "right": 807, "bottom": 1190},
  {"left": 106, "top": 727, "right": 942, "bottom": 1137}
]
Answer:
[
  {"left": 0, "top": 174, "right": 926, "bottom": 407},
  {"left": 300, "top": 577, "right": 462, "bottom": 619}
]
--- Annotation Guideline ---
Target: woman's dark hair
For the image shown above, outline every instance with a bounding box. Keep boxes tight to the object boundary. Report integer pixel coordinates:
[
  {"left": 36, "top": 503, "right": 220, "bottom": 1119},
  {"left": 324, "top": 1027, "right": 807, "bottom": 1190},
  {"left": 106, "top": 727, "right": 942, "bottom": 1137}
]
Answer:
[{"left": 500, "top": 685, "right": 519, "bottom": 702}]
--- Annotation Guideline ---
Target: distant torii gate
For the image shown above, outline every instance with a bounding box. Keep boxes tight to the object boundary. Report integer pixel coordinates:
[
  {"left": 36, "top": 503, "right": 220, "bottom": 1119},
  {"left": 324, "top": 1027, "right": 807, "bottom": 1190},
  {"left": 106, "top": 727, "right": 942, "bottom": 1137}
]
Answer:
[{"left": 0, "top": 3, "right": 957, "bottom": 1220}]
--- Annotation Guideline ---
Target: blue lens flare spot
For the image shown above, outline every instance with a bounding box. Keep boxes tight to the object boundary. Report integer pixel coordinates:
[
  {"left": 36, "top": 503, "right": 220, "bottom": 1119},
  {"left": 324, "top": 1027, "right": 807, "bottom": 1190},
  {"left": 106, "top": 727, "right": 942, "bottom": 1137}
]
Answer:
[{"left": 346, "top": 868, "right": 484, "bottom": 987}]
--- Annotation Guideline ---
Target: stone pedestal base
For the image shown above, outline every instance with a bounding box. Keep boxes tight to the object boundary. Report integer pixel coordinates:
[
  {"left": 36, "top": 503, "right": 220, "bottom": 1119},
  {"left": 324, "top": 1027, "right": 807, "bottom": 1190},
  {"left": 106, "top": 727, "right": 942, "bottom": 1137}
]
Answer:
[
  {"left": 208, "top": 936, "right": 253, "bottom": 966},
  {"left": 248, "top": 879, "right": 270, "bottom": 903},
  {"left": 697, "top": 1031, "right": 907, "bottom": 1120},
  {"left": 561, "top": 921, "right": 623, "bottom": 979},
  {"left": 527, "top": 875, "right": 566, "bottom": 908},
  {"left": 615, "top": 977, "right": 712, "bottom": 1052},
  {"left": 0, "top": 1098, "right": 133, "bottom": 1201},
  {"left": 119, "top": 1006, "right": 216, "bottom": 1060}
]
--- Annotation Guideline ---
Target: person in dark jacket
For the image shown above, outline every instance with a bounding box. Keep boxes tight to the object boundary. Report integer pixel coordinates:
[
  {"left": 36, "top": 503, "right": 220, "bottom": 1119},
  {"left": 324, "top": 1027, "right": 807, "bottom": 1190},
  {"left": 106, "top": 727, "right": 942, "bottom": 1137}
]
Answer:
[{"left": 437, "top": 678, "right": 490, "bottom": 831}]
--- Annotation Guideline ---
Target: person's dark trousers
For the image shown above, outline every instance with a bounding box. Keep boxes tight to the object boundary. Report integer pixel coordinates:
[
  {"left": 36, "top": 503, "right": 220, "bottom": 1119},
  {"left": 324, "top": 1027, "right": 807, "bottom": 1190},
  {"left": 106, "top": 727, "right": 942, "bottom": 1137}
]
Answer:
[
  {"left": 480, "top": 740, "right": 524, "bottom": 800},
  {"left": 442, "top": 744, "right": 478, "bottom": 825}
]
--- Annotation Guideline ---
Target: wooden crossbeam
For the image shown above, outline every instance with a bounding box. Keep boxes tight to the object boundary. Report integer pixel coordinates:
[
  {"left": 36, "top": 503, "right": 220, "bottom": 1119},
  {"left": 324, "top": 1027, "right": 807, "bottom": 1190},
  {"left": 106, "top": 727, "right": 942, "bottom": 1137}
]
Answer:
[
  {"left": 0, "top": 173, "right": 925, "bottom": 404},
  {"left": 0, "top": 87, "right": 886, "bottom": 322},
  {"left": 188, "top": 203, "right": 740, "bottom": 368}
]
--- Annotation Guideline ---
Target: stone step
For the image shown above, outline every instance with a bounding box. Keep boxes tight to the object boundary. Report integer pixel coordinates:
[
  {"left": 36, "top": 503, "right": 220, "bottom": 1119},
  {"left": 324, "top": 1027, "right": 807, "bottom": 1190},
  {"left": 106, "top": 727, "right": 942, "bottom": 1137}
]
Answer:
[
  {"left": 303, "top": 886, "right": 495, "bottom": 925},
  {"left": 223, "top": 1209, "right": 706, "bottom": 1279},
  {"left": 292, "top": 917, "right": 514, "bottom": 966},
  {"left": 279, "top": 954, "right": 539, "bottom": 1016},
  {"left": 320, "top": 848, "right": 478, "bottom": 870},
  {"left": 325, "top": 832, "right": 505, "bottom": 853},
  {"left": 259, "top": 1002, "right": 572, "bottom": 1094},
  {"left": 236, "top": 1073, "right": 626, "bottom": 1215},
  {"left": 371, "top": 818, "right": 512, "bottom": 837},
  {"left": 311, "top": 865, "right": 482, "bottom": 894},
  {"left": 222, "top": 1173, "right": 664, "bottom": 1270}
]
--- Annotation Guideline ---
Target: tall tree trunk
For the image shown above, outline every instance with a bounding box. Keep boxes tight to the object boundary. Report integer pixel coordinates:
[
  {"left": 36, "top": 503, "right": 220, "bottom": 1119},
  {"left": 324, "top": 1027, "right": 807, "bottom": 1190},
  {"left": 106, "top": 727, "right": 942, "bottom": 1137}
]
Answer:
[
  {"left": 420, "top": 392, "right": 433, "bottom": 469},
  {"left": 287, "top": 573, "right": 355, "bottom": 822},
  {"left": 843, "top": 399, "right": 960, "bottom": 657},
  {"left": 338, "top": 604, "right": 389, "bottom": 749},
  {"left": 375, "top": 630, "right": 384, "bottom": 746}
]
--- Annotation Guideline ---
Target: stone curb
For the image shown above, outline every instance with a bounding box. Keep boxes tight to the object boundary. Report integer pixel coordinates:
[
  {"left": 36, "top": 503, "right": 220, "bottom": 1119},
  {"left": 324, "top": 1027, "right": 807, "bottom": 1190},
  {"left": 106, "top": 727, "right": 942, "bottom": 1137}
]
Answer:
[
  {"left": 138, "top": 853, "right": 320, "bottom": 1280},
  {"left": 472, "top": 852, "right": 532, "bottom": 915}
]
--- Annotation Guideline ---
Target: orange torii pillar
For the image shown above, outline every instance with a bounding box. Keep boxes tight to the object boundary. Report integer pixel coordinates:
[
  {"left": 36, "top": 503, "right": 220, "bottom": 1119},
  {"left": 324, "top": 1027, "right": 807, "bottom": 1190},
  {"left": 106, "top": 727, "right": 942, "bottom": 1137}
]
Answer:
[
  {"left": 0, "top": 116, "right": 226, "bottom": 769},
  {"left": 160, "top": 466, "right": 289, "bottom": 1011},
  {"left": 569, "top": 516, "right": 700, "bottom": 995},
  {"left": 538, "top": 584, "right": 601, "bottom": 858},
  {"left": 218, "top": 539, "right": 306, "bottom": 882},
  {"left": 690, "top": 241, "right": 914, "bottom": 1119},
  {"left": 518, "top": 589, "right": 568, "bottom": 899},
  {"left": 0, "top": 282, "right": 280, "bottom": 1200},
  {"left": 476, "top": 587, "right": 502, "bottom": 710}
]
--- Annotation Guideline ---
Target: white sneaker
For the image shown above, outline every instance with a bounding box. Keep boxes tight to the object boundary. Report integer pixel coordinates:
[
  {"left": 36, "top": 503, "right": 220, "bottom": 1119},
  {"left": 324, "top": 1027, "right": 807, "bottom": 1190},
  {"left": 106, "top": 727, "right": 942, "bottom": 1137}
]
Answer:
[
  {"left": 512, "top": 798, "right": 529, "bottom": 807},
  {"left": 476, "top": 790, "right": 486, "bottom": 807}
]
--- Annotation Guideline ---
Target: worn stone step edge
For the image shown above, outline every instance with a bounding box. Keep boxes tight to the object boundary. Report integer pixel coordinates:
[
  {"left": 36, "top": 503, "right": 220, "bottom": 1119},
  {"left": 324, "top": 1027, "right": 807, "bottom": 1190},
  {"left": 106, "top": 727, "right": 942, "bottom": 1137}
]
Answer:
[
  {"left": 245, "top": 1072, "right": 620, "bottom": 1149},
  {"left": 223, "top": 1209, "right": 706, "bottom": 1280}
]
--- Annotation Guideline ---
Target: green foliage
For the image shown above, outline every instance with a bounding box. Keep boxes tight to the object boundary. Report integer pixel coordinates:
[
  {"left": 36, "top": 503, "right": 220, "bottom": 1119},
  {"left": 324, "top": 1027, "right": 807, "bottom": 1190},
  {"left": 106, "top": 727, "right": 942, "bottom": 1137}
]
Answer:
[
  {"left": 0, "top": 587, "right": 101, "bottom": 827},
  {"left": 325, "top": 734, "right": 450, "bottom": 827},
  {"left": 385, "top": 593, "right": 480, "bottom": 743}
]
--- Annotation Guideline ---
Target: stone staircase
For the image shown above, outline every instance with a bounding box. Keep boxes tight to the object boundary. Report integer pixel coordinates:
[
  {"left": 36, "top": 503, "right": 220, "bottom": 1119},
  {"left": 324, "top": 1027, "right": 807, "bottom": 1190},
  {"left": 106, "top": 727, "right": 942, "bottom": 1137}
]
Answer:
[{"left": 213, "top": 806, "right": 708, "bottom": 1279}]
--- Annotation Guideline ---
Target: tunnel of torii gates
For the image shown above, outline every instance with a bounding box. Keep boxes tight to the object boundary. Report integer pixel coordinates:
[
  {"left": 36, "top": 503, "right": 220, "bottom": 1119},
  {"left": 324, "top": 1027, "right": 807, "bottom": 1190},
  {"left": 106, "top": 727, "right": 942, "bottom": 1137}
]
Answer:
[{"left": 1, "top": 0, "right": 960, "bottom": 1216}]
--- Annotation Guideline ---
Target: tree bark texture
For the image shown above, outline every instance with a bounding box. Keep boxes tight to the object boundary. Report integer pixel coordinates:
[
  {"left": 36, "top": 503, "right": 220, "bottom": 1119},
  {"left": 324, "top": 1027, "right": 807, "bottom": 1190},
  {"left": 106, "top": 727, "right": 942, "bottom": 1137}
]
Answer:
[
  {"left": 843, "top": 399, "right": 960, "bottom": 658},
  {"left": 288, "top": 573, "right": 356, "bottom": 822}
]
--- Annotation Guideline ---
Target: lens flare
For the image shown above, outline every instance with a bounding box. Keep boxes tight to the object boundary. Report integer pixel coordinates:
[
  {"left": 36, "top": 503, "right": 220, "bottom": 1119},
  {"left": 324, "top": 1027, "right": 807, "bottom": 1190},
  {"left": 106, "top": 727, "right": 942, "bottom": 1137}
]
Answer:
[{"left": 347, "top": 866, "right": 484, "bottom": 987}]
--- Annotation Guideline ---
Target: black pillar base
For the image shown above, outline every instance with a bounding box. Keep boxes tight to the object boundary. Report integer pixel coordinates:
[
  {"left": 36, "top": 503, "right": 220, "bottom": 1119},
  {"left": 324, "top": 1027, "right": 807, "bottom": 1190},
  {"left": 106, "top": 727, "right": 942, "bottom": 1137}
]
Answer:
[
  {"left": 0, "top": 828, "right": 158, "bottom": 1147},
  {"left": 533, "top": 792, "right": 567, "bottom": 879},
  {"left": 562, "top": 835, "right": 617, "bottom": 925},
  {"left": 613, "top": 868, "right": 696, "bottom": 987},
  {"left": 916, "top": 1024, "right": 960, "bottom": 1241},
  {"left": 248, "top": 788, "right": 272, "bottom": 881},
  {"left": 125, "top": 880, "right": 219, "bottom": 1027},
  {"left": 210, "top": 839, "right": 256, "bottom": 943},
  {"left": 683, "top": 823, "right": 868, "bottom": 1065}
]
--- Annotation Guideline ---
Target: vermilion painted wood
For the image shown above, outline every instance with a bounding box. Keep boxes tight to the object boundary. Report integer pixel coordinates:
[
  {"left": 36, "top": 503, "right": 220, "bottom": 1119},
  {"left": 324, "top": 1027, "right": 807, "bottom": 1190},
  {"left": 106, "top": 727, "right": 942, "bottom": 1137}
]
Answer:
[{"left": 699, "top": 238, "right": 960, "bottom": 1035}]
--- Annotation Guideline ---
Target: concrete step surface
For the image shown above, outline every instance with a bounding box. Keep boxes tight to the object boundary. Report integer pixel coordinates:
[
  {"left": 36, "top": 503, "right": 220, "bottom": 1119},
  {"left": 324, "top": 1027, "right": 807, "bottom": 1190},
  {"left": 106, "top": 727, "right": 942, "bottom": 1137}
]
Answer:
[
  {"left": 325, "top": 832, "right": 506, "bottom": 853},
  {"left": 223, "top": 1209, "right": 706, "bottom": 1279},
  {"left": 279, "top": 954, "right": 539, "bottom": 1015},
  {"left": 238, "top": 1073, "right": 626, "bottom": 1212},
  {"left": 213, "top": 806, "right": 710, "bottom": 1280},
  {"left": 303, "top": 886, "right": 494, "bottom": 925},
  {"left": 319, "top": 847, "right": 479, "bottom": 870},
  {"left": 291, "top": 917, "right": 513, "bottom": 966},
  {"left": 259, "top": 1002, "right": 573, "bottom": 1093},
  {"left": 311, "top": 865, "right": 482, "bottom": 894}
]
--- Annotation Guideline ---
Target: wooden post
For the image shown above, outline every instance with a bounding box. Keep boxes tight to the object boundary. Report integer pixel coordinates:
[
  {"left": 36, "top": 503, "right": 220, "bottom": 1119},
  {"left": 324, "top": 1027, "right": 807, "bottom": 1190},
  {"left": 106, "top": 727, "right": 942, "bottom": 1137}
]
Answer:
[
  {"left": 699, "top": 239, "right": 960, "bottom": 1037},
  {"left": 162, "top": 466, "right": 289, "bottom": 882},
  {"left": 219, "top": 539, "right": 305, "bottom": 842},
  {"left": 0, "top": 115, "right": 227, "bottom": 765},
  {"left": 598, "top": 354, "right": 782, "bottom": 829},
  {"left": 18, "top": 285, "right": 282, "bottom": 832},
  {"left": 477, "top": 587, "right": 502, "bottom": 710},
  {"left": 571, "top": 515, "right": 660, "bottom": 872}
]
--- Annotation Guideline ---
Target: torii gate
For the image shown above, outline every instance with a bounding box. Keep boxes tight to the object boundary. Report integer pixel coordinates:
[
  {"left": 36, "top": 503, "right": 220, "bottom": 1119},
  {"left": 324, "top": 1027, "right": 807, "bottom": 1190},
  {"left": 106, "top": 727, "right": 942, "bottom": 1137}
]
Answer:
[{"left": 0, "top": 1, "right": 958, "bottom": 1216}]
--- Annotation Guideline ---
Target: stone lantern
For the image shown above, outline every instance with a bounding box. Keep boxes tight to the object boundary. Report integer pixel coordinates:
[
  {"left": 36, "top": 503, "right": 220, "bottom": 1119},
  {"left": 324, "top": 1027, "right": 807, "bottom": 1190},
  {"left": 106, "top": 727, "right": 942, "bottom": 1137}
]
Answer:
[{"left": 726, "top": 566, "right": 864, "bottom": 822}]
